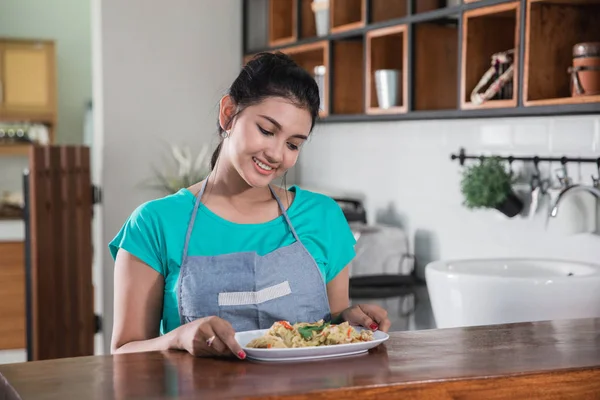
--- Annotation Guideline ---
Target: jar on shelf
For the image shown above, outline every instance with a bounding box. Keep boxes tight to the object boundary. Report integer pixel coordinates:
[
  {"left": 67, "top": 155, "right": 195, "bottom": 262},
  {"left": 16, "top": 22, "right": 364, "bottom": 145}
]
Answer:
[{"left": 569, "top": 42, "right": 600, "bottom": 97}]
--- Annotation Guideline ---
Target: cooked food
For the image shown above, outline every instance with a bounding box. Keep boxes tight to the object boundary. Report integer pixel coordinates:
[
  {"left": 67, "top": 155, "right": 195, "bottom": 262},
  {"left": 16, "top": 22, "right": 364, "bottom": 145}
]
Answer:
[{"left": 245, "top": 320, "right": 374, "bottom": 349}]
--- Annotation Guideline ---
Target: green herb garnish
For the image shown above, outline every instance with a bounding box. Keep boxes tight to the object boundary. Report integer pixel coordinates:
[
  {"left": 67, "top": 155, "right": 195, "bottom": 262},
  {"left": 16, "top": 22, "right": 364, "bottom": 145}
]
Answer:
[{"left": 298, "top": 322, "right": 330, "bottom": 340}]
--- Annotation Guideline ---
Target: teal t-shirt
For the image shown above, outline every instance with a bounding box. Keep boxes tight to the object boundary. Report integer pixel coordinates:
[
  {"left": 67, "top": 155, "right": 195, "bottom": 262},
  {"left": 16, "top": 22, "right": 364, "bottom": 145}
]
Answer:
[{"left": 108, "top": 185, "right": 356, "bottom": 334}]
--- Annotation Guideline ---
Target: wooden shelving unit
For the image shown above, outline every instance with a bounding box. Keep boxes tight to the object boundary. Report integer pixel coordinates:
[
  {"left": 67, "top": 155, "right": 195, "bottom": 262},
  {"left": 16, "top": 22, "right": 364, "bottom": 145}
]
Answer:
[
  {"left": 330, "top": 0, "right": 366, "bottom": 33},
  {"left": 371, "top": 0, "right": 407, "bottom": 23},
  {"left": 279, "top": 41, "right": 330, "bottom": 117},
  {"left": 0, "top": 38, "right": 57, "bottom": 156},
  {"left": 366, "top": 25, "right": 407, "bottom": 114},
  {"left": 242, "top": 0, "right": 600, "bottom": 123},
  {"left": 333, "top": 37, "right": 365, "bottom": 114},
  {"left": 461, "top": 2, "right": 520, "bottom": 109},
  {"left": 269, "top": 0, "right": 297, "bottom": 46},
  {"left": 415, "top": 20, "right": 459, "bottom": 111},
  {"left": 524, "top": 0, "right": 600, "bottom": 106},
  {"left": 0, "top": 144, "right": 32, "bottom": 157}
]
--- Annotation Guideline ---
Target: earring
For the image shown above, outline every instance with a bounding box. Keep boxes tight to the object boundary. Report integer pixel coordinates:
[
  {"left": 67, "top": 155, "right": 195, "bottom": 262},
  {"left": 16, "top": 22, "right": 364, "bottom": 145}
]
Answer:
[{"left": 221, "top": 130, "right": 230, "bottom": 139}]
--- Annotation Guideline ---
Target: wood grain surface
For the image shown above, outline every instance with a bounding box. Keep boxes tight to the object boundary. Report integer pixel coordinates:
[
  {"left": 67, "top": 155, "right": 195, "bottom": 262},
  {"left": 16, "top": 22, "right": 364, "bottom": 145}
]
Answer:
[{"left": 1, "top": 318, "right": 600, "bottom": 399}]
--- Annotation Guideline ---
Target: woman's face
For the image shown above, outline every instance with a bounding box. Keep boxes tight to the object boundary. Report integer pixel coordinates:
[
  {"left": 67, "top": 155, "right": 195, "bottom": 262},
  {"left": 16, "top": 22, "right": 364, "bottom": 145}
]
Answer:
[{"left": 221, "top": 96, "right": 313, "bottom": 188}]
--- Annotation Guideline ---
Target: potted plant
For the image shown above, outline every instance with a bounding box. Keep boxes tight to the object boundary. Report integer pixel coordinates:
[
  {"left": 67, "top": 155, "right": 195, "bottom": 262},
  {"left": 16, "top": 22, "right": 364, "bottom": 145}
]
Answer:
[
  {"left": 460, "top": 157, "right": 523, "bottom": 218},
  {"left": 143, "top": 143, "right": 211, "bottom": 195}
]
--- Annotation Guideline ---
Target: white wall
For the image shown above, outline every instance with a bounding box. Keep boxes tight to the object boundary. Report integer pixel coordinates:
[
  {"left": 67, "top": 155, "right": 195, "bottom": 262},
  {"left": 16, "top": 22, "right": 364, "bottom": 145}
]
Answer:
[
  {"left": 299, "top": 115, "right": 600, "bottom": 278},
  {"left": 0, "top": 0, "right": 92, "bottom": 145},
  {"left": 96, "top": 0, "right": 242, "bottom": 352}
]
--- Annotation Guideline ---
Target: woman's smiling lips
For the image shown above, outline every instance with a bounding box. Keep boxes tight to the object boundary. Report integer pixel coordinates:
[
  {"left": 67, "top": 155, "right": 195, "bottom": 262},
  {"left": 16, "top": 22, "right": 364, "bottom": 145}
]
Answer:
[{"left": 252, "top": 156, "right": 276, "bottom": 175}]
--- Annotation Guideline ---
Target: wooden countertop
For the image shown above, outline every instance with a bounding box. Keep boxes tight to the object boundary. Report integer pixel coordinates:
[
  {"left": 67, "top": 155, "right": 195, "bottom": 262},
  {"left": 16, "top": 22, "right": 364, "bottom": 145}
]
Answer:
[{"left": 2, "top": 318, "right": 600, "bottom": 399}]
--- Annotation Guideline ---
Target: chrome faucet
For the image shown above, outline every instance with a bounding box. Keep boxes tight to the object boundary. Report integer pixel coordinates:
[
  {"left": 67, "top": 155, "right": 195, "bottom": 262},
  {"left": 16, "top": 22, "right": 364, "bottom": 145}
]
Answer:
[{"left": 549, "top": 185, "right": 600, "bottom": 218}]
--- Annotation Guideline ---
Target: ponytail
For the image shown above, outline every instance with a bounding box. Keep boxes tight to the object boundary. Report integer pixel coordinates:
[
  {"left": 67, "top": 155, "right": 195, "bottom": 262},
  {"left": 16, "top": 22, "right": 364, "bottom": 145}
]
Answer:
[{"left": 210, "top": 141, "right": 223, "bottom": 171}]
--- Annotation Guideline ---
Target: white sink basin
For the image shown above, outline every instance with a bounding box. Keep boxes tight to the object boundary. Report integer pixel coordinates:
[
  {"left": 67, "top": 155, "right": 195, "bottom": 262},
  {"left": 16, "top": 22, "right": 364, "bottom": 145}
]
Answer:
[{"left": 425, "top": 258, "right": 600, "bottom": 329}]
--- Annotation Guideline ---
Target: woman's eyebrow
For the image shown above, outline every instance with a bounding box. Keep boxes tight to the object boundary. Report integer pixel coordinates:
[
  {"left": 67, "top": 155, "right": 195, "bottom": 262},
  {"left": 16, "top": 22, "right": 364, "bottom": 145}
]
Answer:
[
  {"left": 259, "top": 114, "right": 308, "bottom": 140},
  {"left": 259, "top": 114, "right": 282, "bottom": 130}
]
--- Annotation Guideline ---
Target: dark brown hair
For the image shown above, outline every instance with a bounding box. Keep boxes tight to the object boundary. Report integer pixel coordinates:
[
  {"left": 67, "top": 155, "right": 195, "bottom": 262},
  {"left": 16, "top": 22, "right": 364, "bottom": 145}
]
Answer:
[{"left": 210, "top": 52, "right": 321, "bottom": 170}]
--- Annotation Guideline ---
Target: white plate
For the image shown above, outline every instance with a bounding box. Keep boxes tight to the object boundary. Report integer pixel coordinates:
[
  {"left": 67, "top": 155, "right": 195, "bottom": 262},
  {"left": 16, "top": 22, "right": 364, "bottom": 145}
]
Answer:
[{"left": 235, "top": 327, "right": 389, "bottom": 362}]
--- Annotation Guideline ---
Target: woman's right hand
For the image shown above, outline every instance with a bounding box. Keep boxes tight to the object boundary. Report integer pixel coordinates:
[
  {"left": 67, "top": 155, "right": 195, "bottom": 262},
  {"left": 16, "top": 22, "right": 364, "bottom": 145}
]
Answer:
[{"left": 175, "top": 316, "right": 246, "bottom": 360}]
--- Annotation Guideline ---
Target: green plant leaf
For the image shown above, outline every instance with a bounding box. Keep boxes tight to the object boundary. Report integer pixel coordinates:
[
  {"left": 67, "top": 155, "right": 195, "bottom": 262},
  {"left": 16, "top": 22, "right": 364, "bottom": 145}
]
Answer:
[
  {"left": 298, "top": 322, "right": 330, "bottom": 340},
  {"left": 460, "top": 157, "right": 515, "bottom": 209}
]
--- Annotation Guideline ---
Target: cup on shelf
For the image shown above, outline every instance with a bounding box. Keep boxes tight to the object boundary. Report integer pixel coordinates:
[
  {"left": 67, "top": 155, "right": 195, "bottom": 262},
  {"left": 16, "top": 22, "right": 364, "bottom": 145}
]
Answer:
[
  {"left": 375, "top": 69, "right": 400, "bottom": 109},
  {"left": 311, "top": 0, "right": 330, "bottom": 37},
  {"left": 314, "top": 65, "right": 326, "bottom": 111}
]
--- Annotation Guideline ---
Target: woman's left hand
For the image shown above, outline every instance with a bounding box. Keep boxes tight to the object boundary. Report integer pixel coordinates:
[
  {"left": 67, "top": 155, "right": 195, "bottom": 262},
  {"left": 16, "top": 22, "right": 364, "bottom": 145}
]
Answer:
[{"left": 339, "top": 304, "right": 391, "bottom": 333}]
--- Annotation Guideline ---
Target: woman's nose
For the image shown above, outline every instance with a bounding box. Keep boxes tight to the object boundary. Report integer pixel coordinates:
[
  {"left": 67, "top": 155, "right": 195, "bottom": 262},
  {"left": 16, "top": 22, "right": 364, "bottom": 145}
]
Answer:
[{"left": 264, "top": 143, "right": 283, "bottom": 164}]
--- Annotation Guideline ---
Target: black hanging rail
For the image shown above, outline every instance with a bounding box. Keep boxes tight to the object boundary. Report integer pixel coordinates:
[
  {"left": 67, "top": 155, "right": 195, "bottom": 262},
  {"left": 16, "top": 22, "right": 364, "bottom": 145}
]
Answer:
[{"left": 450, "top": 147, "right": 600, "bottom": 168}]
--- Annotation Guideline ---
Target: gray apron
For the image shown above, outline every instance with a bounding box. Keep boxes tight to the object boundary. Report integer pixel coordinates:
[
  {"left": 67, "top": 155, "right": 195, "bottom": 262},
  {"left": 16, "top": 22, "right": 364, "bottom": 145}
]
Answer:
[{"left": 177, "top": 179, "right": 332, "bottom": 332}]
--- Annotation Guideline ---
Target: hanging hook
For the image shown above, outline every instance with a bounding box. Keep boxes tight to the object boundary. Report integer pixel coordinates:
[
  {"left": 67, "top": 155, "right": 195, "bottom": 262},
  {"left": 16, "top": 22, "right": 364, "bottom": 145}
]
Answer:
[
  {"left": 507, "top": 156, "right": 515, "bottom": 177},
  {"left": 593, "top": 158, "right": 600, "bottom": 188},
  {"left": 531, "top": 156, "right": 541, "bottom": 190},
  {"left": 557, "top": 157, "right": 572, "bottom": 188},
  {"left": 533, "top": 156, "right": 540, "bottom": 176}
]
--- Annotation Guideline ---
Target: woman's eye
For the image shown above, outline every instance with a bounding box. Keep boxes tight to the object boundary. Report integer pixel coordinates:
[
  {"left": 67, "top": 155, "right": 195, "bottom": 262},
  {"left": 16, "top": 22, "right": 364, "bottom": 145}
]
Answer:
[
  {"left": 287, "top": 143, "right": 299, "bottom": 151},
  {"left": 258, "top": 126, "right": 273, "bottom": 136}
]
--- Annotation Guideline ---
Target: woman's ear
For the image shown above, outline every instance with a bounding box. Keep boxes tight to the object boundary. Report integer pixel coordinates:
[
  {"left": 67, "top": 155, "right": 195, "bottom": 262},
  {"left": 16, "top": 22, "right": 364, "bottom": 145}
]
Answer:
[{"left": 218, "top": 95, "right": 237, "bottom": 132}]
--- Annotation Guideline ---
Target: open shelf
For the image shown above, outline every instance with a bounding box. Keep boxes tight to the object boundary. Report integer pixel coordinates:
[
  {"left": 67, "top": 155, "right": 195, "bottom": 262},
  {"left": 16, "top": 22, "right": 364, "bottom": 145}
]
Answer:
[
  {"left": 416, "top": 0, "right": 457, "bottom": 14},
  {"left": 366, "top": 26, "right": 408, "bottom": 114},
  {"left": 414, "top": 19, "right": 459, "bottom": 111},
  {"left": 330, "top": 0, "right": 365, "bottom": 33},
  {"left": 243, "top": 0, "right": 600, "bottom": 122},
  {"left": 332, "top": 37, "right": 365, "bottom": 115},
  {"left": 461, "top": 2, "right": 520, "bottom": 110},
  {"left": 0, "top": 144, "right": 31, "bottom": 156},
  {"left": 300, "top": 0, "right": 318, "bottom": 39},
  {"left": 280, "top": 41, "right": 330, "bottom": 117},
  {"left": 269, "top": 0, "right": 297, "bottom": 46},
  {"left": 371, "top": 0, "right": 408, "bottom": 23},
  {"left": 524, "top": 0, "right": 600, "bottom": 106}
]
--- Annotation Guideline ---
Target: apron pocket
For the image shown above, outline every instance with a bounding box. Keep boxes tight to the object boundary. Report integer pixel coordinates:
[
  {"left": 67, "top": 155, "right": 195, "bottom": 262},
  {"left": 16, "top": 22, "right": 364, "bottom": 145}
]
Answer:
[
  {"left": 218, "top": 281, "right": 293, "bottom": 330},
  {"left": 218, "top": 281, "right": 292, "bottom": 306}
]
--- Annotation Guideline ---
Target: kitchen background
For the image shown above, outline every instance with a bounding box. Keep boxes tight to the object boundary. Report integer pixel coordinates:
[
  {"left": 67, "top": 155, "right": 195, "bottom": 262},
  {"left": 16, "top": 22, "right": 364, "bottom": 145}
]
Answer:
[{"left": 0, "top": 0, "right": 599, "bottom": 363}]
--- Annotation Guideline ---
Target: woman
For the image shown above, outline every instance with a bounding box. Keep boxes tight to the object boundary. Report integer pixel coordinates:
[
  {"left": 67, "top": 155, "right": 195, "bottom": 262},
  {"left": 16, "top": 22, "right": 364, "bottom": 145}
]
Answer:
[{"left": 109, "top": 52, "right": 391, "bottom": 360}]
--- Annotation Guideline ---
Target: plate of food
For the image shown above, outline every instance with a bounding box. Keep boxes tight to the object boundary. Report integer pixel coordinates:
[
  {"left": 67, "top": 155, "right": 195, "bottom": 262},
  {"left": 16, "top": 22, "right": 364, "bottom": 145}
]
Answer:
[{"left": 235, "top": 320, "right": 389, "bottom": 362}]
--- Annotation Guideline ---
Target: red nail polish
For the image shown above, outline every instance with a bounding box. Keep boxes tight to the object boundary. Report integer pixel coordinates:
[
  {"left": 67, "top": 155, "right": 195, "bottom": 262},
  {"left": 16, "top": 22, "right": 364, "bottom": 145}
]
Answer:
[
  {"left": 370, "top": 323, "right": 379, "bottom": 330},
  {"left": 238, "top": 351, "right": 246, "bottom": 359}
]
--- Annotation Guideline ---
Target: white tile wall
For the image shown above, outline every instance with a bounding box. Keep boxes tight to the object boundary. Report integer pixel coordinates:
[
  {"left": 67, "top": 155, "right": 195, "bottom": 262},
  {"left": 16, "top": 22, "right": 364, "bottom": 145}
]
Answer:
[
  {"left": 0, "top": 350, "right": 26, "bottom": 365},
  {"left": 299, "top": 115, "right": 600, "bottom": 278}
]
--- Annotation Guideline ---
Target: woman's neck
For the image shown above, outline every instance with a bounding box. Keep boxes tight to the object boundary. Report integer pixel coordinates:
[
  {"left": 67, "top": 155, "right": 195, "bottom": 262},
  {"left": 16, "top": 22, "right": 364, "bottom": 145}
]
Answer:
[{"left": 204, "top": 157, "right": 271, "bottom": 203}]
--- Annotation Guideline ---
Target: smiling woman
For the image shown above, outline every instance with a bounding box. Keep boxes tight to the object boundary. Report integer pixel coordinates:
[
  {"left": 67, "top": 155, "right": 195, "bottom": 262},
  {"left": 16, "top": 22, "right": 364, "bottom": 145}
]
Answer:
[{"left": 108, "top": 52, "right": 391, "bottom": 361}]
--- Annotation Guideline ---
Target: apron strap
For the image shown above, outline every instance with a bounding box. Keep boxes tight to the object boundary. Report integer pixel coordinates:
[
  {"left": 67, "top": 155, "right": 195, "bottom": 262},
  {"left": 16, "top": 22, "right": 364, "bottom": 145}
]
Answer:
[
  {"left": 181, "top": 179, "right": 209, "bottom": 264},
  {"left": 181, "top": 180, "right": 301, "bottom": 263},
  {"left": 269, "top": 185, "right": 301, "bottom": 243}
]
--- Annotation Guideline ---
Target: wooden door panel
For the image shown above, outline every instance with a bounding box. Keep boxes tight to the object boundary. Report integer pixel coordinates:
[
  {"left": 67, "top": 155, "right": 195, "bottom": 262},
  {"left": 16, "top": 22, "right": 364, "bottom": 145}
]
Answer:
[
  {"left": 0, "top": 241, "right": 25, "bottom": 350},
  {"left": 26, "top": 145, "right": 94, "bottom": 360}
]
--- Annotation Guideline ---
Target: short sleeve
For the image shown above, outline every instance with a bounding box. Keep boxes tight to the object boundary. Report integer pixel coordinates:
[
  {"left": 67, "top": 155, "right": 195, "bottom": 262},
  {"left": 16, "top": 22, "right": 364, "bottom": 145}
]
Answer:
[
  {"left": 108, "top": 202, "right": 165, "bottom": 276},
  {"left": 323, "top": 199, "right": 357, "bottom": 282}
]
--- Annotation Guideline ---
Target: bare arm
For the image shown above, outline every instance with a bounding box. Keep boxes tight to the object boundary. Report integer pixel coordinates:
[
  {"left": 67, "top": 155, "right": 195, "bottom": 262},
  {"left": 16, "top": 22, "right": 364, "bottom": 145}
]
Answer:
[
  {"left": 111, "top": 249, "right": 178, "bottom": 354},
  {"left": 327, "top": 265, "right": 391, "bottom": 331},
  {"left": 111, "top": 249, "right": 246, "bottom": 358},
  {"left": 327, "top": 266, "right": 351, "bottom": 320}
]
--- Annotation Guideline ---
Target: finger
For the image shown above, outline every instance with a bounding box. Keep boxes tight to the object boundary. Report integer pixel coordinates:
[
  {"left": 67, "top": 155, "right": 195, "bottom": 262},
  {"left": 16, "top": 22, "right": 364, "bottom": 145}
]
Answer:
[
  {"left": 213, "top": 319, "right": 246, "bottom": 360},
  {"left": 206, "top": 334, "right": 229, "bottom": 355},
  {"left": 353, "top": 306, "right": 378, "bottom": 331},
  {"left": 377, "top": 317, "right": 392, "bottom": 333},
  {"left": 361, "top": 304, "right": 389, "bottom": 331},
  {"left": 193, "top": 326, "right": 222, "bottom": 357}
]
